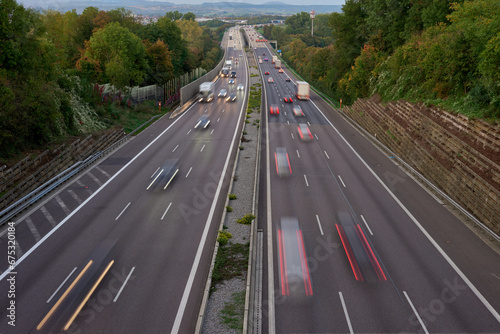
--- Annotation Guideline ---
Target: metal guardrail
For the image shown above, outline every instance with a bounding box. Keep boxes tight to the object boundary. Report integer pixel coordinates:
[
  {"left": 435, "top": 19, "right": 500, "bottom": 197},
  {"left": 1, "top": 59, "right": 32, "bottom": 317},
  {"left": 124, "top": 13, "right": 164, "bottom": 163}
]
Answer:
[{"left": 0, "top": 115, "right": 161, "bottom": 226}]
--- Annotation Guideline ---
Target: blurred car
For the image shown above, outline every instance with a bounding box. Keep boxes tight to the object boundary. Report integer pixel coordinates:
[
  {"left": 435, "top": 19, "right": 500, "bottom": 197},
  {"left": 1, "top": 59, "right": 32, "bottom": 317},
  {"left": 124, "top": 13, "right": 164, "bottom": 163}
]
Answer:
[
  {"left": 292, "top": 105, "right": 304, "bottom": 116},
  {"left": 195, "top": 115, "right": 210, "bottom": 129},
  {"left": 262, "top": 53, "right": 266, "bottom": 56},
  {"left": 268, "top": 77, "right": 274, "bottom": 83},
  {"left": 275, "top": 147, "right": 292, "bottom": 176},
  {"left": 264, "top": 71, "right": 270, "bottom": 75},
  {"left": 285, "top": 77, "right": 291, "bottom": 82},
  {"left": 218, "top": 89, "right": 227, "bottom": 97},
  {"left": 264, "top": 58, "right": 268, "bottom": 61},
  {"left": 229, "top": 79, "right": 235, "bottom": 84},
  {"left": 278, "top": 69, "right": 284, "bottom": 73},
  {"left": 148, "top": 158, "right": 180, "bottom": 190},
  {"left": 270, "top": 104, "right": 279, "bottom": 115},
  {"left": 297, "top": 123, "right": 313, "bottom": 141},
  {"left": 226, "top": 93, "right": 237, "bottom": 102},
  {"left": 259, "top": 59, "right": 263, "bottom": 64},
  {"left": 284, "top": 96, "right": 293, "bottom": 103},
  {"left": 237, "top": 84, "right": 244, "bottom": 91}
]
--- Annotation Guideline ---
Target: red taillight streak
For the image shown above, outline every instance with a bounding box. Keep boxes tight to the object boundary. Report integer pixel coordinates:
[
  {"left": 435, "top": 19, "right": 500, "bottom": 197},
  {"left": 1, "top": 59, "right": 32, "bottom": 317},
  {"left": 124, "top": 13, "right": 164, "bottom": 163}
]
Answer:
[
  {"left": 278, "top": 229, "right": 289, "bottom": 295},
  {"left": 296, "top": 230, "right": 313, "bottom": 296},
  {"left": 274, "top": 153, "right": 279, "bottom": 174},
  {"left": 298, "top": 127, "right": 303, "bottom": 139},
  {"left": 336, "top": 224, "right": 364, "bottom": 281},
  {"left": 286, "top": 153, "right": 292, "bottom": 174},
  {"left": 356, "top": 224, "right": 387, "bottom": 281}
]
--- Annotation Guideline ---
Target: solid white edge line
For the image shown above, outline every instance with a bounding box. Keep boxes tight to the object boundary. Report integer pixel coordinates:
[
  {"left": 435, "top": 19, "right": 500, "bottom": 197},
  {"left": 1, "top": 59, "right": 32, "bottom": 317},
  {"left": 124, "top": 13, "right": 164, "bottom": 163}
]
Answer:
[
  {"left": 360, "top": 215, "right": 374, "bottom": 235},
  {"left": 170, "top": 65, "right": 250, "bottom": 334},
  {"left": 338, "top": 175, "right": 346, "bottom": 187},
  {"left": 339, "top": 292, "right": 354, "bottom": 334},
  {"left": 185, "top": 167, "right": 193, "bottom": 178},
  {"left": 46, "top": 267, "right": 77, "bottom": 303},
  {"left": 315, "top": 215, "right": 324, "bottom": 236},
  {"left": 0, "top": 108, "right": 189, "bottom": 282},
  {"left": 404, "top": 291, "right": 430, "bottom": 334},
  {"left": 113, "top": 267, "right": 135, "bottom": 303},
  {"left": 115, "top": 202, "right": 131, "bottom": 221},
  {"left": 161, "top": 203, "right": 173, "bottom": 221},
  {"left": 311, "top": 100, "right": 500, "bottom": 324}
]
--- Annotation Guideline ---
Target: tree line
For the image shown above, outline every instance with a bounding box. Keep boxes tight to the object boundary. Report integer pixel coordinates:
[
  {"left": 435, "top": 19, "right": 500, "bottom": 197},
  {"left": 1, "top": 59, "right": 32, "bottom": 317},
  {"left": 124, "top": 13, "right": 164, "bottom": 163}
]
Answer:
[
  {"left": 0, "top": 1, "right": 223, "bottom": 159},
  {"left": 262, "top": 0, "right": 499, "bottom": 119}
]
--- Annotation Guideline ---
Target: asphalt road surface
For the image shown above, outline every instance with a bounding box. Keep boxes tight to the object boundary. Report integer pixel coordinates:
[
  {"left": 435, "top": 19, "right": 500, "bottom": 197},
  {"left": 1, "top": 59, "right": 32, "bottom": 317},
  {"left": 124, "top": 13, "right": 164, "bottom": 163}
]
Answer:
[
  {"left": 0, "top": 28, "right": 248, "bottom": 334},
  {"left": 247, "top": 29, "right": 500, "bottom": 334}
]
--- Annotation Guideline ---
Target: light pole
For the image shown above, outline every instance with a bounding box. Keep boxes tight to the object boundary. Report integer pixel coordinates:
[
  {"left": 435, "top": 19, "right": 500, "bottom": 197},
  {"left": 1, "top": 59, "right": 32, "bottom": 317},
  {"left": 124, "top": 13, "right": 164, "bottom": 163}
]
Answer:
[{"left": 310, "top": 10, "right": 315, "bottom": 37}]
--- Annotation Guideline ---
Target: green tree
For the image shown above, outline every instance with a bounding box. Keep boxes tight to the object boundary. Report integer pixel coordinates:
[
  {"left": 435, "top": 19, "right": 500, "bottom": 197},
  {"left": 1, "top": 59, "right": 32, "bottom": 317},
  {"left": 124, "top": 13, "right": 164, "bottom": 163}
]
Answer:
[{"left": 78, "top": 22, "right": 148, "bottom": 88}]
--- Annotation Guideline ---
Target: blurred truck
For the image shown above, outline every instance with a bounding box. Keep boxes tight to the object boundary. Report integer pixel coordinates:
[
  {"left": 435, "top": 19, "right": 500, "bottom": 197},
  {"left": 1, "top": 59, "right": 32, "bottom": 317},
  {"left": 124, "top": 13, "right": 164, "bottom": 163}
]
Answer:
[
  {"left": 199, "top": 82, "right": 215, "bottom": 103},
  {"left": 275, "top": 59, "right": 281, "bottom": 68},
  {"left": 295, "top": 81, "right": 310, "bottom": 100},
  {"left": 272, "top": 55, "right": 277, "bottom": 64}
]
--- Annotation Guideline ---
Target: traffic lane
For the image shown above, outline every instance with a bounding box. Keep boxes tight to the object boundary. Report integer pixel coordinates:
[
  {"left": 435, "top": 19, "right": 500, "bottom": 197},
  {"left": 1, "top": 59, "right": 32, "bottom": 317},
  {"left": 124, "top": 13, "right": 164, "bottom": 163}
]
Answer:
[
  {"left": 301, "top": 120, "right": 500, "bottom": 332},
  {"left": 69, "top": 164, "right": 232, "bottom": 333},
  {"left": 268, "top": 141, "right": 415, "bottom": 333},
  {"left": 309, "top": 98, "right": 500, "bottom": 325},
  {"left": 264, "top": 71, "right": 500, "bottom": 332},
  {"left": 0, "top": 86, "right": 244, "bottom": 332},
  {"left": 0, "top": 108, "right": 239, "bottom": 333}
]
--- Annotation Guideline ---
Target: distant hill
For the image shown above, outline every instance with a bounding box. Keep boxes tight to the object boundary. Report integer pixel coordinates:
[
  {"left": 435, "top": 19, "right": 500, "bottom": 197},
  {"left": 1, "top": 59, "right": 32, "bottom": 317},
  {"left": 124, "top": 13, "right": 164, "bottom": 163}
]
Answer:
[{"left": 25, "top": 0, "right": 341, "bottom": 16}]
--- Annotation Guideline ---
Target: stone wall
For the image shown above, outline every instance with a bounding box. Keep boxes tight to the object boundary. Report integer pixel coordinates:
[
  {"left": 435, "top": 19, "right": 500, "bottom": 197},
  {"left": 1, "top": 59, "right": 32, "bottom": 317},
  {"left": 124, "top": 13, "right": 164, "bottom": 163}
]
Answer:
[{"left": 344, "top": 98, "right": 500, "bottom": 235}]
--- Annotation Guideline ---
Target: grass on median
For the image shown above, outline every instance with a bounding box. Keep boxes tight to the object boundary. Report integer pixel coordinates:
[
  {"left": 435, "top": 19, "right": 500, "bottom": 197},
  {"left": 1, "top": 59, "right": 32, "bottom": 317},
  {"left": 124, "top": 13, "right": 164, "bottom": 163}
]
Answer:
[{"left": 211, "top": 242, "right": 250, "bottom": 294}]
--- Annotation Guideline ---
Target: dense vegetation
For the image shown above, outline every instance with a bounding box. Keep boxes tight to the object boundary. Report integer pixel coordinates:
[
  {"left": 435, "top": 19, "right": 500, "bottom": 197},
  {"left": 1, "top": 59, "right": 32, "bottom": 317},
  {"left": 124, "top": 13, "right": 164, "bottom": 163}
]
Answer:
[
  {"left": 262, "top": 0, "right": 499, "bottom": 119},
  {"left": 0, "top": 1, "right": 222, "bottom": 160}
]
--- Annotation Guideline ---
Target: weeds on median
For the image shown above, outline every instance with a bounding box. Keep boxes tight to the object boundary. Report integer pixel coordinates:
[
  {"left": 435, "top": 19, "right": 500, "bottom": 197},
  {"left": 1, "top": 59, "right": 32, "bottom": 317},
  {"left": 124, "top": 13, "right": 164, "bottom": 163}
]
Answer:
[
  {"left": 220, "top": 290, "right": 246, "bottom": 330},
  {"left": 211, "top": 242, "right": 250, "bottom": 293}
]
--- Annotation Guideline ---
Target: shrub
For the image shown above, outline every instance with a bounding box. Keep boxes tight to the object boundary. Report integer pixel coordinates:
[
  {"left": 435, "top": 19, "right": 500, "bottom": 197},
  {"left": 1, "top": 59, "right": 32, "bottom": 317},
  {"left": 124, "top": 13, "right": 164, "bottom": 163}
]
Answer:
[
  {"left": 237, "top": 213, "right": 255, "bottom": 225},
  {"left": 217, "top": 230, "right": 233, "bottom": 246},
  {"left": 226, "top": 205, "right": 233, "bottom": 212},
  {"left": 229, "top": 194, "right": 237, "bottom": 200}
]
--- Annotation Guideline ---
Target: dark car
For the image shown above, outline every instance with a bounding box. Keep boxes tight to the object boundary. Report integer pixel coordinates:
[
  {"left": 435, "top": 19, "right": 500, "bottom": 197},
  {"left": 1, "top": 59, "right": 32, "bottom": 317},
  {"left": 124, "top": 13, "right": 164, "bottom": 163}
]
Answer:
[
  {"left": 264, "top": 71, "right": 270, "bottom": 75},
  {"left": 195, "top": 115, "right": 210, "bottom": 129},
  {"left": 148, "top": 158, "right": 180, "bottom": 190},
  {"left": 226, "top": 93, "right": 237, "bottom": 102},
  {"left": 275, "top": 147, "right": 291, "bottom": 176},
  {"left": 285, "top": 77, "right": 291, "bottom": 82},
  {"left": 284, "top": 96, "right": 293, "bottom": 103}
]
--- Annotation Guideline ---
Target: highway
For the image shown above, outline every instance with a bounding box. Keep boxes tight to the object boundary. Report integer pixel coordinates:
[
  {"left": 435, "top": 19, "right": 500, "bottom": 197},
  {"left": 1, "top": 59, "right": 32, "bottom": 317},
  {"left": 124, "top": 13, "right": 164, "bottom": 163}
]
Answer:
[
  {"left": 0, "top": 28, "right": 247, "bottom": 333},
  {"left": 246, "top": 28, "right": 500, "bottom": 334}
]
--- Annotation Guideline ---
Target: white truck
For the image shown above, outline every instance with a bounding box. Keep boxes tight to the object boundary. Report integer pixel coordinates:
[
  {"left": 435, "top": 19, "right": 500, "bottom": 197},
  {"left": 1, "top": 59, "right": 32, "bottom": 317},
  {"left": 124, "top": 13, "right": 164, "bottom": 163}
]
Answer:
[
  {"left": 225, "top": 59, "right": 232, "bottom": 68},
  {"left": 272, "top": 55, "right": 277, "bottom": 64},
  {"left": 295, "top": 81, "right": 310, "bottom": 100},
  {"left": 199, "top": 82, "right": 215, "bottom": 103},
  {"left": 275, "top": 59, "right": 281, "bottom": 68}
]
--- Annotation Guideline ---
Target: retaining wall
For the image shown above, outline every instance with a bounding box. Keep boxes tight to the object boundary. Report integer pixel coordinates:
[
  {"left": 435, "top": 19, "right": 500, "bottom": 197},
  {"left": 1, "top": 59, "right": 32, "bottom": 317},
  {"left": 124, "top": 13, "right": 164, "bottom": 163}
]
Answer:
[
  {"left": 0, "top": 129, "right": 125, "bottom": 211},
  {"left": 344, "top": 98, "right": 500, "bottom": 235}
]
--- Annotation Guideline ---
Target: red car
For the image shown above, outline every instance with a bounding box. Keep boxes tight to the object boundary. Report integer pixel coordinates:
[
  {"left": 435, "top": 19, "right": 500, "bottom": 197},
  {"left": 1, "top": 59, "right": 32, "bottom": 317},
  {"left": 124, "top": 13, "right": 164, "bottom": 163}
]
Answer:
[
  {"left": 270, "top": 104, "right": 280, "bottom": 115},
  {"left": 284, "top": 96, "right": 293, "bottom": 103},
  {"left": 264, "top": 71, "right": 270, "bottom": 75}
]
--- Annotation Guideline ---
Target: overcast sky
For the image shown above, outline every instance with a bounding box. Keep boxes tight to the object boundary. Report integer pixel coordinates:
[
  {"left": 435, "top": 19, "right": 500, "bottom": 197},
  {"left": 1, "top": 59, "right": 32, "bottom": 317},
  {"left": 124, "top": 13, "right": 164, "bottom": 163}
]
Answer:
[{"left": 18, "top": 0, "right": 345, "bottom": 8}]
